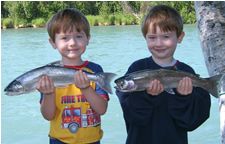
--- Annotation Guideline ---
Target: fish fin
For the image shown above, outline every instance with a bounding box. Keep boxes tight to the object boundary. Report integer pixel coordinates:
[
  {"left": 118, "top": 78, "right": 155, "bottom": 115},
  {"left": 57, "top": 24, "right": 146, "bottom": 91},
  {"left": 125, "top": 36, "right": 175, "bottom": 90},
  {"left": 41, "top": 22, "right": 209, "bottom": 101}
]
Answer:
[
  {"left": 165, "top": 88, "right": 175, "bottom": 95},
  {"left": 206, "top": 74, "right": 223, "bottom": 98},
  {"left": 46, "top": 61, "right": 63, "bottom": 66},
  {"left": 96, "top": 72, "right": 117, "bottom": 94}
]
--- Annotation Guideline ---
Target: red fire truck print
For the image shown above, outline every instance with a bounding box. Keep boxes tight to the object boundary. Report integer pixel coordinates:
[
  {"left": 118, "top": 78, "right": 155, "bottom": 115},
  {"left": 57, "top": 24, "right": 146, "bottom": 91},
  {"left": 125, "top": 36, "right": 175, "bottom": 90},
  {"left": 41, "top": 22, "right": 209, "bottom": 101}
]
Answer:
[{"left": 61, "top": 106, "right": 100, "bottom": 133}]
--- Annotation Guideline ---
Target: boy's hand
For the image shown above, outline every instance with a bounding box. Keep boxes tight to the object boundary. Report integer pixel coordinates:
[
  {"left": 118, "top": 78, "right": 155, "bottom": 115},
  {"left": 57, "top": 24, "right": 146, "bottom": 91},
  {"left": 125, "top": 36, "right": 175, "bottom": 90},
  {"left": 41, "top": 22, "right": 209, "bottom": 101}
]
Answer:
[
  {"left": 176, "top": 77, "right": 193, "bottom": 95},
  {"left": 74, "top": 70, "right": 90, "bottom": 90},
  {"left": 146, "top": 79, "right": 164, "bottom": 96},
  {"left": 36, "top": 75, "right": 55, "bottom": 95}
]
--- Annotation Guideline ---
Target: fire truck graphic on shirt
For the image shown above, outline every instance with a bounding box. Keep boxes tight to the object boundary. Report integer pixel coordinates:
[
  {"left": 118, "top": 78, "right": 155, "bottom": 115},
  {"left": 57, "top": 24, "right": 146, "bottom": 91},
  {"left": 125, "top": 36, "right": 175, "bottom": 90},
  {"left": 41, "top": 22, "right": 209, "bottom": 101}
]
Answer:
[{"left": 61, "top": 106, "right": 101, "bottom": 133}]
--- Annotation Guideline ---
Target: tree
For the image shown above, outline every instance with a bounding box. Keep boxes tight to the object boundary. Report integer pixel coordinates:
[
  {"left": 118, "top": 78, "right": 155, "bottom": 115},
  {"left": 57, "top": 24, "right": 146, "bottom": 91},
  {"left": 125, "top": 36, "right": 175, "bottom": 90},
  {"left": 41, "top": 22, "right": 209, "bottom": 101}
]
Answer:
[{"left": 195, "top": 1, "right": 225, "bottom": 144}]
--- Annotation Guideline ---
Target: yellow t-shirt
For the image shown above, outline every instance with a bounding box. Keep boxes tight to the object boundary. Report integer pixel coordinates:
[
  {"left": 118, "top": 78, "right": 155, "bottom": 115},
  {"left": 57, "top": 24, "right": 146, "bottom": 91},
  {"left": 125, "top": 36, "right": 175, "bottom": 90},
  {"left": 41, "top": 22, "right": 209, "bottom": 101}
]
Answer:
[{"left": 48, "top": 62, "right": 108, "bottom": 144}]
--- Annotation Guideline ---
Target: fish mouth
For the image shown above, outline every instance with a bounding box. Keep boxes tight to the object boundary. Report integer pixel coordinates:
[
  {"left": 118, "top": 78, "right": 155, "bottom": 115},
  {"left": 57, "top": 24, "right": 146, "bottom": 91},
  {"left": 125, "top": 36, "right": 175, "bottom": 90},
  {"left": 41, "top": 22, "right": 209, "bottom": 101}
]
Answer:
[
  {"left": 114, "top": 86, "right": 119, "bottom": 90},
  {"left": 4, "top": 80, "right": 24, "bottom": 96},
  {"left": 5, "top": 91, "right": 17, "bottom": 96},
  {"left": 5, "top": 90, "right": 26, "bottom": 96},
  {"left": 114, "top": 85, "right": 137, "bottom": 92},
  {"left": 114, "top": 86, "right": 128, "bottom": 92}
]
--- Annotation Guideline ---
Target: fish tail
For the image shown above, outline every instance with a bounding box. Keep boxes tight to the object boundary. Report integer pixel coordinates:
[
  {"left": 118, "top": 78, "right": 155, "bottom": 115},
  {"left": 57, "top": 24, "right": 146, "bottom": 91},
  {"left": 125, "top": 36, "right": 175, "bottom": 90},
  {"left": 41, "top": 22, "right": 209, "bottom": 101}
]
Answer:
[
  {"left": 207, "top": 74, "right": 223, "bottom": 98},
  {"left": 97, "top": 72, "right": 117, "bottom": 94}
]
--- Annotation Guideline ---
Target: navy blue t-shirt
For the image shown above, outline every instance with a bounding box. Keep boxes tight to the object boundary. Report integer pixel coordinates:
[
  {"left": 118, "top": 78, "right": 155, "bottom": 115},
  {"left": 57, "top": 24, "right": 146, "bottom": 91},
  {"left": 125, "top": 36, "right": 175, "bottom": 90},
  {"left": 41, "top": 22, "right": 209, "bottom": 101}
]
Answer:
[{"left": 116, "top": 57, "right": 211, "bottom": 144}]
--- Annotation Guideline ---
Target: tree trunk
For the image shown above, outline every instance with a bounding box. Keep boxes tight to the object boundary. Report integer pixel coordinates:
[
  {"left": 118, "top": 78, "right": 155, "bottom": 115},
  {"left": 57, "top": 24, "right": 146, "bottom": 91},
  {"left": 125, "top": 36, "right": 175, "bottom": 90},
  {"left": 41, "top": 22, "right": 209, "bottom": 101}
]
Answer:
[
  {"left": 195, "top": 2, "right": 225, "bottom": 144},
  {"left": 195, "top": 1, "right": 225, "bottom": 76},
  {"left": 120, "top": 1, "right": 140, "bottom": 20}
]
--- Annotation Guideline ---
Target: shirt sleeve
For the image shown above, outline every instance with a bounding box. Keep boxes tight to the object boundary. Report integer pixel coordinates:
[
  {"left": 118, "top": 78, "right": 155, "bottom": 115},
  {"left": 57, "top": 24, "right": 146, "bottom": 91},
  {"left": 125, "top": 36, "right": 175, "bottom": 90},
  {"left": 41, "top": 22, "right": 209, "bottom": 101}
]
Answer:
[
  {"left": 95, "top": 84, "right": 109, "bottom": 101},
  {"left": 168, "top": 88, "right": 211, "bottom": 131}
]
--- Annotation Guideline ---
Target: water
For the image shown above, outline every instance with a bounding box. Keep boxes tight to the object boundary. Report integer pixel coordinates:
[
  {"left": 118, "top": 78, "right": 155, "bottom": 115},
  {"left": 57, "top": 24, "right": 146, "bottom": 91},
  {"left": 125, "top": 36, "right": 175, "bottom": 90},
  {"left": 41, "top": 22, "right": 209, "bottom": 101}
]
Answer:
[{"left": 1, "top": 25, "right": 220, "bottom": 144}]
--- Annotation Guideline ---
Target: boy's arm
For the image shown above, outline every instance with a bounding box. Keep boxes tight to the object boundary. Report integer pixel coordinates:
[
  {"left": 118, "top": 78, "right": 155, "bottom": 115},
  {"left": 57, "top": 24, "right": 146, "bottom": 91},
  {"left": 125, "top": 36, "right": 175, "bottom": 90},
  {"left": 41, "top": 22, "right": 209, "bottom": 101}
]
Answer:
[
  {"left": 74, "top": 70, "right": 108, "bottom": 115},
  {"left": 169, "top": 65, "right": 211, "bottom": 131},
  {"left": 37, "top": 76, "right": 56, "bottom": 120},
  {"left": 81, "top": 87, "right": 108, "bottom": 115},
  {"left": 40, "top": 93, "right": 56, "bottom": 120},
  {"left": 169, "top": 87, "right": 211, "bottom": 131}
]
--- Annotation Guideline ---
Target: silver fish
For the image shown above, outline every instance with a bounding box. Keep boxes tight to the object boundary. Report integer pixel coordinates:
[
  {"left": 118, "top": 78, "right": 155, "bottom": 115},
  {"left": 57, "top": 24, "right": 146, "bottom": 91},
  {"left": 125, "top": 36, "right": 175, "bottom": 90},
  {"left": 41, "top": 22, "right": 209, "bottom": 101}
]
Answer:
[
  {"left": 4, "top": 65, "right": 116, "bottom": 96},
  {"left": 114, "top": 69, "right": 224, "bottom": 98}
]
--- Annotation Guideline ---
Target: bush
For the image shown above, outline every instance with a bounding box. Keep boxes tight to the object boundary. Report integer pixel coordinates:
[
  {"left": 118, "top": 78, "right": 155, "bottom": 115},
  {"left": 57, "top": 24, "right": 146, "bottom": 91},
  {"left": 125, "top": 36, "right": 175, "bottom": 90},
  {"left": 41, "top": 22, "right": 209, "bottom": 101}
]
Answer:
[
  {"left": 14, "top": 19, "right": 30, "bottom": 28},
  {"left": 32, "top": 18, "right": 46, "bottom": 27},
  {"left": 86, "top": 15, "right": 98, "bottom": 26},
  {"left": 114, "top": 14, "right": 123, "bottom": 25},
  {"left": 122, "top": 15, "right": 137, "bottom": 25},
  {"left": 2, "top": 18, "right": 14, "bottom": 28},
  {"left": 86, "top": 15, "right": 106, "bottom": 26},
  {"left": 108, "top": 15, "right": 116, "bottom": 25}
]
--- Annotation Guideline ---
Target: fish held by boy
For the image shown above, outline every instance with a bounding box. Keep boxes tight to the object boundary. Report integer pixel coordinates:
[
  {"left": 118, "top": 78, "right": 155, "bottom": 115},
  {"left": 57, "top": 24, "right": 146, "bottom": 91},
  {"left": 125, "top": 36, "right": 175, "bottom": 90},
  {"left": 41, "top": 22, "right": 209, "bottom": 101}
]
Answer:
[
  {"left": 114, "top": 69, "right": 224, "bottom": 98},
  {"left": 4, "top": 65, "right": 117, "bottom": 96}
]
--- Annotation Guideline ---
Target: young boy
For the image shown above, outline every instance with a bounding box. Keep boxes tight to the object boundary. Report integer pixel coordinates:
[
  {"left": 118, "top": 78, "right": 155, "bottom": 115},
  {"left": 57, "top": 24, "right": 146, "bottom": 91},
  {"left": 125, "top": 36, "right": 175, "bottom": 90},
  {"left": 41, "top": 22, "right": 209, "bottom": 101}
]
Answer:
[
  {"left": 116, "top": 5, "right": 211, "bottom": 144},
  {"left": 36, "top": 8, "right": 109, "bottom": 144}
]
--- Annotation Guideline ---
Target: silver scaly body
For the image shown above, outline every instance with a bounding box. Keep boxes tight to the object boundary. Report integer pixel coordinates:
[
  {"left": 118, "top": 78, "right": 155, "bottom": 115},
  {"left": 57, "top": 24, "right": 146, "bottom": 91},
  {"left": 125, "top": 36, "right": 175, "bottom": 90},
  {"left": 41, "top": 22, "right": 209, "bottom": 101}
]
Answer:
[{"left": 4, "top": 65, "right": 116, "bottom": 96}]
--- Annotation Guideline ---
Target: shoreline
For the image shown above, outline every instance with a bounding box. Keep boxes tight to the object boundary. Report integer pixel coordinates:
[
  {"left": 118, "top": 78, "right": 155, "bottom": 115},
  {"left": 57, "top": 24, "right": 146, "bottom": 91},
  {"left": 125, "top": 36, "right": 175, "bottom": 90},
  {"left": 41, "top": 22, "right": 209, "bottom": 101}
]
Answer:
[{"left": 1, "top": 23, "right": 138, "bottom": 29}]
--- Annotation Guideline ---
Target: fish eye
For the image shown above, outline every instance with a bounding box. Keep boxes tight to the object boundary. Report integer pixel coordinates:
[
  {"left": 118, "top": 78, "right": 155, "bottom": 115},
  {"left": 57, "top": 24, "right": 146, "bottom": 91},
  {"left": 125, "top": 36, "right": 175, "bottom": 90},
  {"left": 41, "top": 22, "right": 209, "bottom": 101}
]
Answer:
[
  {"left": 120, "top": 80, "right": 129, "bottom": 89},
  {"left": 117, "top": 81, "right": 125, "bottom": 89},
  {"left": 118, "top": 81, "right": 124, "bottom": 87}
]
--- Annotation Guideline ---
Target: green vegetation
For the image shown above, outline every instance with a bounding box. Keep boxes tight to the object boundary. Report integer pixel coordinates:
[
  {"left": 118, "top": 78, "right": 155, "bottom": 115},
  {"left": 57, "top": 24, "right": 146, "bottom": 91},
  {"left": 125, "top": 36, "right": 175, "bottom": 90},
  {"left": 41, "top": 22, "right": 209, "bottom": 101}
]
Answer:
[
  {"left": 1, "top": 1, "right": 196, "bottom": 29},
  {"left": 32, "top": 18, "right": 46, "bottom": 28}
]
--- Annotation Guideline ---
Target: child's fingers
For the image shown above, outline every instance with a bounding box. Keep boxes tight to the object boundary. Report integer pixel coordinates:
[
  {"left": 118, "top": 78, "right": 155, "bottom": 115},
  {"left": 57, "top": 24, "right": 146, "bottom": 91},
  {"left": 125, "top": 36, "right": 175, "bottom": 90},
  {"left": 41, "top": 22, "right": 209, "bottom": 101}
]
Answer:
[
  {"left": 74, "top": 70, "right": 90, "bottom": 89},
  {"left": 75, "top": 70, "right": 83, "bottom": 83},
  {"left": 36, "top": 75, "right": 54, "bottom": 93},
  {"left": 42, "top": 76, "right": 50, "bottom": 89},
  {"left": 36, "top": 77, "right": 42, "bottom": 90},
  {"left": 147, "top": 79, "right": 163, "bottom": 96},
  {"left": 36, "top": 75, "right": 46, "bottom": 90},
  {"left": 177, "top": 77, "right": 193, "bottom": 95},
  {"left": 82, "top": 71, "right": 89, "bottom": 81},
  {"left": 46, "top": 76, "right": 54, "bottom": 89}
]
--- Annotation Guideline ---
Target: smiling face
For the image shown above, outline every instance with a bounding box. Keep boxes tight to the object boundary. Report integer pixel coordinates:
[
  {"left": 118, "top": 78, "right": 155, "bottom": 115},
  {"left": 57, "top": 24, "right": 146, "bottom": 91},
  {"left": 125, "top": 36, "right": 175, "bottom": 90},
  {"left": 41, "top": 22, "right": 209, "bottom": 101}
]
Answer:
[
  {"left": 145, "top": 25, "right": 184, "bottom": 64},
  {"left": 50, "top": 29, "right": 89, "bottom": 63},
  {"left": 47, "top": 8, "right": 90, "bottom": 65},
  {"left": 141, "top": 5, "right": 185, "bottom": 65}
]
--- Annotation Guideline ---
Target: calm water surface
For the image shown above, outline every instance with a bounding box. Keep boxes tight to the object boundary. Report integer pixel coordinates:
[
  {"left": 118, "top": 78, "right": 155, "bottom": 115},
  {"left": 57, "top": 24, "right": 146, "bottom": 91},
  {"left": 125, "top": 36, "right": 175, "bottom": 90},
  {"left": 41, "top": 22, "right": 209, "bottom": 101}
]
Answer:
[{"left": 1, "top": 25, "right": 220, "bottom": 143}]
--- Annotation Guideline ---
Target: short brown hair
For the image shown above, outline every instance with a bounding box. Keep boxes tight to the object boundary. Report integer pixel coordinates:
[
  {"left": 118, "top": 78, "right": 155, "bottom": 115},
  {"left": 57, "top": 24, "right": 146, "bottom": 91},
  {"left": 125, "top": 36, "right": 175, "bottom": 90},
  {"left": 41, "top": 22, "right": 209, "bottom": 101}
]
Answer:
[
  {"left": 47, "top": 8, "right": 90, "bottom": 42},
  {"left": 141, "top": 5, "right": 183, "bottom": 38}
]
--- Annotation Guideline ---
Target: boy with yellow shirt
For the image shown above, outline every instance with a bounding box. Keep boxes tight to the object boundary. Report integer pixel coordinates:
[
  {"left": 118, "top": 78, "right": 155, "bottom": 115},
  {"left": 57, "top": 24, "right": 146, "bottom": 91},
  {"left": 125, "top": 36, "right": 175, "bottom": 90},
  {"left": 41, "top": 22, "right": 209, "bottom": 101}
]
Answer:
[{"left": 36, "top": 8, "right": 109, "bottom": 144}]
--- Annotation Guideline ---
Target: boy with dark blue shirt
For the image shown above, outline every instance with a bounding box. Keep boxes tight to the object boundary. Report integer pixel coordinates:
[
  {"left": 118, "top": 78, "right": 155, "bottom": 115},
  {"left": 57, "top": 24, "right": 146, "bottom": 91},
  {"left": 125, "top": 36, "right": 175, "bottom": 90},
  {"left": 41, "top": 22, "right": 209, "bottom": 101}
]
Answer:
[{"left": 116, "top": 5, "right": 210, "bottom": 144}]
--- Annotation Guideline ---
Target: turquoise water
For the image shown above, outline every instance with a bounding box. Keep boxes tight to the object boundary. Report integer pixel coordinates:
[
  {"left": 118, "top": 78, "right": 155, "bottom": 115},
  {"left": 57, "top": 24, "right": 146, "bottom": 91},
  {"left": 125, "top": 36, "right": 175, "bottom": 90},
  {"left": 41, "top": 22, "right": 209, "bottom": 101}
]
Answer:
[{"left": 1, "top": 25, "right": 220, "bottom": 143}]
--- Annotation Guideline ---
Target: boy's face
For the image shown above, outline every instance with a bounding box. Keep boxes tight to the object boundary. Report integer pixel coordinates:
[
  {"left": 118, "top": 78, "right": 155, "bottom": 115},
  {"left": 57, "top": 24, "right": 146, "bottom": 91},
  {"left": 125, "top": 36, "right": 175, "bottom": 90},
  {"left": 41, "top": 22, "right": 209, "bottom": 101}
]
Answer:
[
  {"left": 145, "top": 25, "right": 184, "bottom": 63},
  {"left": 50, "top": 29, "right": 89, "bottom": 61}
]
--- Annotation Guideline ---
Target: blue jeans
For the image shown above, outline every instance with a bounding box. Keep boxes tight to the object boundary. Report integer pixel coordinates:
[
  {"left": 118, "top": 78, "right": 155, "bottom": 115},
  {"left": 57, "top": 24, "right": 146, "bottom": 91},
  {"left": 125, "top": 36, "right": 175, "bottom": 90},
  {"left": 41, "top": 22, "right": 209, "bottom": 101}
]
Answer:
[{"left": 50, "top": 137, "right": 100, "bottom": 144}]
